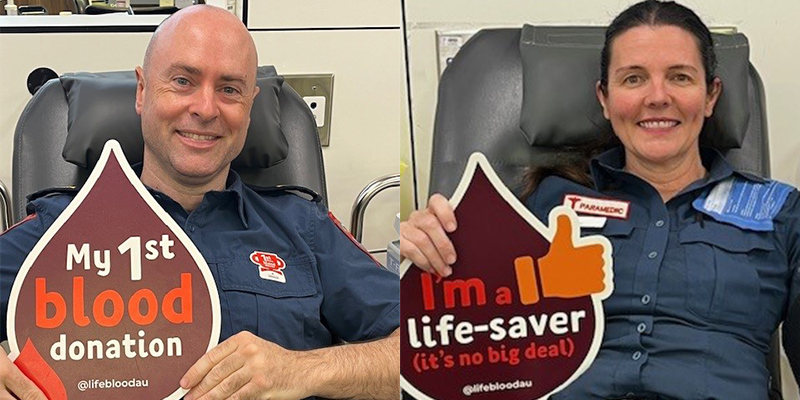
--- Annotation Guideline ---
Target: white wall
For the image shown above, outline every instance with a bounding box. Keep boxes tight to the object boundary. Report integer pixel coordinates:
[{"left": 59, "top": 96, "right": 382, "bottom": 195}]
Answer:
[
  {"left": 402, "top": 0, "right": 800, "bottom": 396},
  {"left": 0, "top": 0, "right": 404, "bottom": 257}
]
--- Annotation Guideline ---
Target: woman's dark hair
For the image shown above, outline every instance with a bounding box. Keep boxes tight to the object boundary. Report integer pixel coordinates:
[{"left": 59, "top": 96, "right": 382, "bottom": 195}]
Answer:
[
  {"left": 521, "top": 0, "right": 716, "bottom": 199},
  {"left": 599, "top": 0, "right": 717, "bottom": 95}
]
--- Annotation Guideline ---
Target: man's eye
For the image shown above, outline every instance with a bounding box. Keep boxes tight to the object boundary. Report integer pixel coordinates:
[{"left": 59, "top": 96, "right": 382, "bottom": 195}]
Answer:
[
  {"left": 175, "top": 77, "right": 190, "bottom": 86},
  {"left": 222, "top": 87, "right": 240, "bottom": 95}
]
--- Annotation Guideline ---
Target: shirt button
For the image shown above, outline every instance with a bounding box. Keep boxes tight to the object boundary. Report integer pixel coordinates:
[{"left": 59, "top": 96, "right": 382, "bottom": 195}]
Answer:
[
  {"left": 190, "top": 226, "right": 196, "bottom": 232},
  {"left": 632, "top": 351, "right": 642, "bottom": 361},
  {"left": 648, "top": 251, "right": 658, "bottom": 259},
  {"left": 655, "top": 219, "right": 665, "bottom": 227},
  {"left": 641, "top": 294, "right": 651, "bottom": 304},
  {"left": 637, "top": 323, "right": 647, "bottom": 333}
]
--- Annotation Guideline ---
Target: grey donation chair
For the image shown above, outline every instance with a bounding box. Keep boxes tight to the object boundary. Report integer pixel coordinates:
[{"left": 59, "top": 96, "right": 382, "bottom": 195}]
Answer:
[
  {"left": 11, "top": 65, "right": 327, "bottom": 223},
  {"left": 413, "top": 26, "right": 786, "bottom": 399}
]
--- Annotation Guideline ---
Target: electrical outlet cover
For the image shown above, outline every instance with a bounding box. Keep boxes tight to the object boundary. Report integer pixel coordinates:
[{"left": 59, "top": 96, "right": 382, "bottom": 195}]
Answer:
[{"left": 303, "top": 96, "right": 327, "bottom": 128}]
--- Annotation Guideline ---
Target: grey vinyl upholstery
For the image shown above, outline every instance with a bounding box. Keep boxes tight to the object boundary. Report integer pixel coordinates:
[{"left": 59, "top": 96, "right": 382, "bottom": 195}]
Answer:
[
  {"left": 425, "top": 28, "right": 783, "bottom": 399},
  {"left": 11, "top": 66, "right": 326, "bottom": 222}
]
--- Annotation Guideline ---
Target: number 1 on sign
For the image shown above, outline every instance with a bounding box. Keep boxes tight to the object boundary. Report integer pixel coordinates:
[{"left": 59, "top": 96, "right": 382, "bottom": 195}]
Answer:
[{"left": 118, "top": 235, "right": 175, "bottom": 281}]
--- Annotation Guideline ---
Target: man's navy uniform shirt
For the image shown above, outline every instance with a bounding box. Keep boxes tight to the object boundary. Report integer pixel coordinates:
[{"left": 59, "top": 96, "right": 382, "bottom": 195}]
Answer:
[
  {"left": 528, "top": 147, "right": 800, "bottom": 400},
  {"left": 0, "top": 170, "right": 400, "bottom": 367}
]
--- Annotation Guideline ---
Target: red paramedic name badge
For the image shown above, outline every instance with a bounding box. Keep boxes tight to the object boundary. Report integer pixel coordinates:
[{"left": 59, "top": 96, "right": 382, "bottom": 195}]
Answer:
[
  {"left": 401, "top": 153, "right": 614, "bottom": 400},
  {"left": 6, "top": 140, "right": 221, "bottom": 400},
  {"left": 250, "top": 251, "right": 287, "bottom": 283},
  {"left": 562, "top": 194, "right": 630, "bottom": 219}
]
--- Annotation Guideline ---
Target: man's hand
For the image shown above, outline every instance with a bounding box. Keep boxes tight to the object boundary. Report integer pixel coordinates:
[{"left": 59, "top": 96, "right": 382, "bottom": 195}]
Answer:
[
  {"left": 538, "top": 214, "right": 607, "bottom": 298},
  {"left": 181, "top": 331, "right": 307, "bottom": 400},
  {"left": 0, "top": 347, "right": 47, "bottom": 400}
]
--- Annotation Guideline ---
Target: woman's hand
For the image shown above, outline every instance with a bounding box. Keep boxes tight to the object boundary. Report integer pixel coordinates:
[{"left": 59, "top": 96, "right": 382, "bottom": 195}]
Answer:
[{"left": 399, "top": 194, "right": 458, "bottom": 277}]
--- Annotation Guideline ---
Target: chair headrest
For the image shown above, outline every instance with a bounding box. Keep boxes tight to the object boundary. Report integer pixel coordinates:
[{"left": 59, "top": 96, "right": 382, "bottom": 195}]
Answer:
[
  {"left": 519, "top": 25, "right": 751, "bottom": 149},
  {"left": 61, "top": 66, "right": 289, "bottom": 169}
]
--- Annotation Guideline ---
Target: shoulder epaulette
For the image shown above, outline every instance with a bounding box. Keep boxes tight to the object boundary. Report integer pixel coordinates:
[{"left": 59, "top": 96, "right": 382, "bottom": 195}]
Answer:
[
  {"left": 736, "top": 170, "right": 771, "bottom": 185},
  {"left": 26, "top": 186, "right": 79, "bottom": 202},
  {"left": 248, "top": 184, "right": 323, "bottom": 203}
]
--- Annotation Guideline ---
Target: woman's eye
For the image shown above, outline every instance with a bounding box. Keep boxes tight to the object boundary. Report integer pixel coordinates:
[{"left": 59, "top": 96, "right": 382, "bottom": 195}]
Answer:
[
  {"left": 624, "top": 75, "right": 641, "bottom": 85},
  {"left": 672, "top": 74, "right": 691, "bottom": 82}
]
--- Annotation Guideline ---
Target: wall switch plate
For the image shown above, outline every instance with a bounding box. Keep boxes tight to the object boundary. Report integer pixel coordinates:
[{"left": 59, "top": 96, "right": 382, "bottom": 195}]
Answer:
[
  {"left": 436, "top": 31, "right": 477, "bottom": 77},
  {"left": 283, "top": 74, "right": 334, "bottom": 147}
]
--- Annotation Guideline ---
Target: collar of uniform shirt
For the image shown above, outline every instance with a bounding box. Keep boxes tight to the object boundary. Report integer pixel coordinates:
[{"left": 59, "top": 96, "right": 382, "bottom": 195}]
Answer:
[
  {"left": 589, "top": 146, "right": 767, "bottom": 195},
  {"left": 131, "top": 162, "right": 248, "bottom": 229}
]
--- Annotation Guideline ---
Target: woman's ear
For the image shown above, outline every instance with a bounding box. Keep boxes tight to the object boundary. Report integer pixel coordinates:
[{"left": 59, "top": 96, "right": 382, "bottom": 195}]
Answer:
[
  {"left": 596, "top": 81, "right": 609, "bottom": 120},
  {"left": 705, "top": 77, "right": 722, "bottom": 118}
]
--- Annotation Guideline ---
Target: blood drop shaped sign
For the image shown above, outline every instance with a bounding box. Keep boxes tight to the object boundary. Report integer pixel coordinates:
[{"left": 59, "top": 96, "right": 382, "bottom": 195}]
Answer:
[
  {"left": 400, "top": 153, "right": 614, "bottom": 400},
  {"left": 6, "top": 140, "right": 221, "bottom": 400}
]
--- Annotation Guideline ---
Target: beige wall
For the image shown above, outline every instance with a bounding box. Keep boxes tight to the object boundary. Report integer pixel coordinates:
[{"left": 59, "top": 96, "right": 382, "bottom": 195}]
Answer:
[
  {"left": 0, "top": 1, "right": 403, "bottom": 257},
  {"left": 402, "top": 0, "right": 800, "bottom": 396},
  {"left": 248, "top": 0, "right": 400, "bottom": 29}
]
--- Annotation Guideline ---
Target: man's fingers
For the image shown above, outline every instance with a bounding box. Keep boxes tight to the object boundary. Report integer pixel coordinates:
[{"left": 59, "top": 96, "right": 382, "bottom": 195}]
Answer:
[
  {"left": 190, "top": 365, "right": 248, "bottom": 400},
  {"left": 226, "top": 382, "right": 259, "bottom": 400},
  {"left": 1, "top": 346, "right": 47, "bottom": 400},
  {"left": 186, "top": 352, "right": 246, "bottom": 400},
  {"left": 196, "top": 371, "right": 250, "bottom": 400},
  {"left": 4, "top": 367, "right": 47, "bottom": 400},
  {"left": 428, "top": 194, "right": 457, "bottom": 232},
  {"left": 182, "top": 337, "right": 239, "bottom": 388}
]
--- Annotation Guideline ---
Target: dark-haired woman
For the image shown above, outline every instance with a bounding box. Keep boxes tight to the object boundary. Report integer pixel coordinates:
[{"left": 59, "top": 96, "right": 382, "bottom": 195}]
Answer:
[{"left": 401, "top": 1, "right": 799, "bottom": 399}]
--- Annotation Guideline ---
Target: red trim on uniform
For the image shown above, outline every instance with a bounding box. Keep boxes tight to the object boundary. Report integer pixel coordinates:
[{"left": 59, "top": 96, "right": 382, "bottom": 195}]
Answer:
[
  {"left": 0, "top": 213, "right": 37, "bottom": 237},
  {"left": 328, "top": 211, "right": 383, "bottom": 267}
]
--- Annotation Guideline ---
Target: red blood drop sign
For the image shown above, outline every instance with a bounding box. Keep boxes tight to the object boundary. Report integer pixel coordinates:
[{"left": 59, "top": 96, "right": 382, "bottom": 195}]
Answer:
[
  {"left": 6, "top": 140, "right": 221, "bottom": 400},
  {"left": 400, "top": 153, "right": 614, "bottom": 400}
]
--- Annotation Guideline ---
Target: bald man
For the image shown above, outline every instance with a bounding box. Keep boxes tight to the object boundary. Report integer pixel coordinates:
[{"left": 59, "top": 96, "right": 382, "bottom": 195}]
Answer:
[{"left": 0, "top": 6, "right": 399, "bottom": 400}]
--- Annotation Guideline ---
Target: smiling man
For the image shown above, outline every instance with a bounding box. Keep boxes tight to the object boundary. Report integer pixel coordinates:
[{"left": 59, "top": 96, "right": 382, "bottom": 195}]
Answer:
[
  {"left": 0, "top": 5, "right": 399, "bottom": 400},
  {"left": 136, "top": 5, "right": 262, "bottom": 211}
]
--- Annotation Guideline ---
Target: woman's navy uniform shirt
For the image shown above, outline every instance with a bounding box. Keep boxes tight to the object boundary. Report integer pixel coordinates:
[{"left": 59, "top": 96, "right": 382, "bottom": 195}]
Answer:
[
  {"left": 529, "top": 147, "right": 800, "bottom": 400},
  {"left": 0, "top": 170, "right": 400, "bottom": 357}
]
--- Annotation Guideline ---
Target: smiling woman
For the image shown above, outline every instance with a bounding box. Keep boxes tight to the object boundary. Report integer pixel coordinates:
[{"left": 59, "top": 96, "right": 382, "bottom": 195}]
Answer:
[
  {"left": 596, "top": 24, "right": 721, "bottom": 201},
  {"left": 400, "top": 1, "right": 800, "bottom": 399}
]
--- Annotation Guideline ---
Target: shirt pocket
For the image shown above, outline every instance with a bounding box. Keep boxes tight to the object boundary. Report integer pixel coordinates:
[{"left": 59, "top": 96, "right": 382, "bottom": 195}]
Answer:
[
  {"left": 679, "top": 222, "right": 774, "bottom": 328},
  {"left": 217, "top": 255, "right": 320, "bottom": 347}
]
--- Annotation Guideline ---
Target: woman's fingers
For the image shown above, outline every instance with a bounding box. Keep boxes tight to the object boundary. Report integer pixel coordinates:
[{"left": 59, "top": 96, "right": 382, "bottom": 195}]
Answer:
[{"left": 399, "top": 194, "right": 458, "bottom": 277}]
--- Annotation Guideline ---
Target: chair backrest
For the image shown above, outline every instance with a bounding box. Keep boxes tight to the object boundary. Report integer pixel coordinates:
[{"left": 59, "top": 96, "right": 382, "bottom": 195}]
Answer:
[
  {"left": 73, "top": 0, "right": 86, "bottom": 14},
  {"left": 427, "top": 27, "right": 780, "bottom": 398},
  {"left": 131, "top": 6, "right": 179, "bottom": 15},
  {"left": 84, "top": 4, "right": 129, "bottom": 14},
  {"left": 11, "top": 66, "right": 326, "bottom": 222}
]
